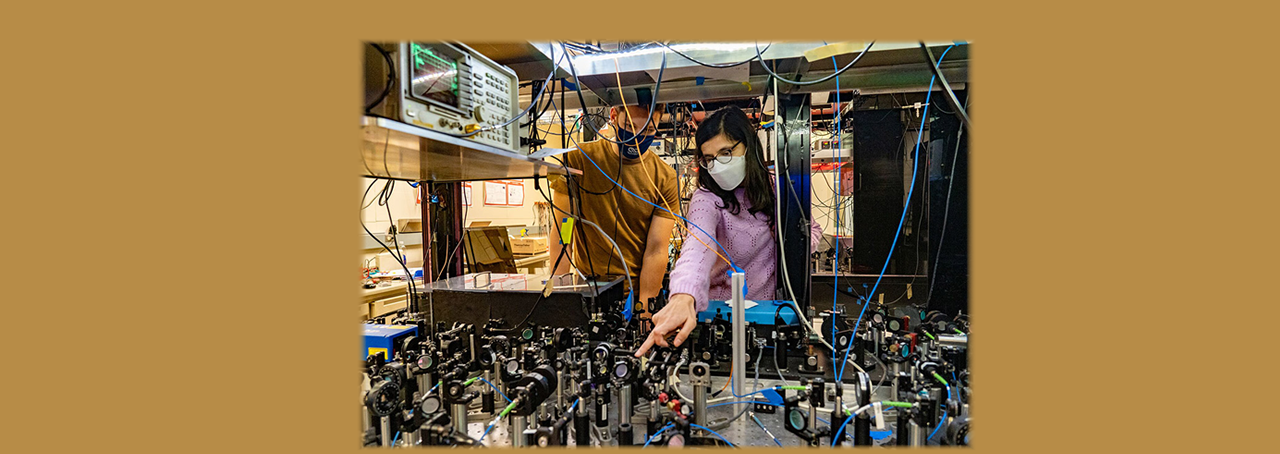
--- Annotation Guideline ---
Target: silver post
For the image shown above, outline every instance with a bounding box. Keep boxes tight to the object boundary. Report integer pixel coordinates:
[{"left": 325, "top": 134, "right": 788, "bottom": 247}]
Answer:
[
  {"left": 512, "top": 416, "right": 527, "bottom": 447},
  {"left": 908, "top": 419, "right": 926, "bottom": 446},
  {"left": 891, "top": 363, "right": 901, "bottom": 400},
  {"left": 730, "top": 271, "right": 746, "bottom": 397},
  {"left": 692, "top": 384, "right": 707, "bottom": 427},
  {"left": 556, "top": 363, "right": 565, "bottom": 409},
  {"left": 808, "top": 399, "right": 818, "bottom": 440},
  {"left": 620, "top": 385, "right": 633, "bottom": 424},
  {"left": 381, "top": 416, "right": 393, "bottom": 447},
  {"left": 452, "top": 403, "right": 468, "bottom": 435},
  {"left": 417, "top": 375, "right": 431, "bottom": 397}
]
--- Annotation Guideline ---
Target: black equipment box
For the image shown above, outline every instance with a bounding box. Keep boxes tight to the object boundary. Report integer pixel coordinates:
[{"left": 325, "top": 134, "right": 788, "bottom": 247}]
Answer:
[{"left": 420, "top": 273, "right": 626, "bottom": 327}]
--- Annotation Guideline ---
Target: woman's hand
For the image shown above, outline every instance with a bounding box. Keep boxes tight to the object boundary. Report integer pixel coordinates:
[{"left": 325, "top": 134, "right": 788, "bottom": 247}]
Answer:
[{"left": 635, "top": 293, "right": 698, "bottom": 357}]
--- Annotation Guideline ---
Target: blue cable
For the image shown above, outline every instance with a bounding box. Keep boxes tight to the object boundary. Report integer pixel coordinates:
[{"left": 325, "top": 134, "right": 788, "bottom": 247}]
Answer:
[
  {"left": 477, "top": 377, "right": 512, "bottom": 403},
  {"left": 842, "top": 44, "right": 957, "bottom": 381},
  {"left": 831, "top": 47, "right": 843, "bottom": 367},
  {"left": 690, "top": 423, "right": 736, "bottom": 447},
  {"left": 565, "top": 126, "right": 739, "bottom": 273},
  {"left": 481, "top": 423, "right": 497, "bottom": 443},
  {"left": 727, "top": 376, "right": 762, "bottom": 399},
  {"left": 388, "top": 408, "right": 417, "bottom": 447},
  {"left": 752, "top": 413, "right": 784, "bottom": 447},
  {"left": 830, "top": 413, "right": 857, "bottom": 447},
  {"left": 817, "top": 416, "right": 858, "bottom": 442},
  {"left": 643, "top": 422, "right": 676, "bottom": 448},
  {"left": 926, "top": 385, "right": 952, "bottom": 443},
  {"left": 726, "top": 378, "right": 783, "bottom": 399}
]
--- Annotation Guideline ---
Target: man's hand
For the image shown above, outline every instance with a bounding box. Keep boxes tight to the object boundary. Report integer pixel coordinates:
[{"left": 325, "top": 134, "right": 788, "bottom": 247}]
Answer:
[{"left": 635, "top": 293, "right": 698, "bottom": 357}]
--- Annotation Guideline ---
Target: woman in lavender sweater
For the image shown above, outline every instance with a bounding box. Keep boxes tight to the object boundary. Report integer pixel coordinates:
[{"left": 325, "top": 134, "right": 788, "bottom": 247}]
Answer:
[{"left": 636, "top": 106, "right": 822, "bottom": 356}]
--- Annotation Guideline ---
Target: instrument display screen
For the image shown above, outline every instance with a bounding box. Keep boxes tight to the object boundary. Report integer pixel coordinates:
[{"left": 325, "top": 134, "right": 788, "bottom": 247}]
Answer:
[{"left": 410, "top": 43, "right": 459, "bottom": 108}]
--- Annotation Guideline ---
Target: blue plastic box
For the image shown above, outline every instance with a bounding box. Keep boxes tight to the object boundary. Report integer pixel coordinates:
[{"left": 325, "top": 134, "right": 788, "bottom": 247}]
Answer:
[
  {"left": 362, "top": 324, "right": 418, "bottom": 361},
  {"left": 697, "top": 300, "right": 801, "bottom": 326}
]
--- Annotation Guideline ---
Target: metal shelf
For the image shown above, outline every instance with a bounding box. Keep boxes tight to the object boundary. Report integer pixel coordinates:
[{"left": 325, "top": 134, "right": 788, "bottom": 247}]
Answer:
[
  {"left": 360, "top": 116, "right": 581, "bottom": 182},
  {"left": 516, "top": 42, "right": 968, "bottom": 109},
  {"left": 360, "top": 232, "right": 421, "bottom": 251}
]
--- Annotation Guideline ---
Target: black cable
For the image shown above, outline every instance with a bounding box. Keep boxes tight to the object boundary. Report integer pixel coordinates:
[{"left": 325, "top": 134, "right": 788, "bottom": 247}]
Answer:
[
  {"left": 919, "top": 42, "right": 970, "bottom": 129},
  {"left": 563, "top": 41, "right": 605, "bottom": 54},
  {"left": 560, "top": 41, "right": 666, "bottom": 147},
  {"left": 556, "top": 89, "right": 622, "bottom": 197},
  {"left": 773, "top": 90, "right": 814, "bottom": 223},
  {"left": 493, "top": 246, "right": 570, "bottom": 333},
  {"left": 360, "top": 179, "right": 418, "bottom": 301},
  {"left": 520, "top": 79, "right": 557, "bottom": 128},
  {"left": 379, "top": 181, "right": 418, "bottom": 298},
  {"left": 657, "top": 41, "right": 773, "bottom": 68},
  {"left": 434, "top": 186, "right": 470, "bottom": 281},
  {"left": 365, "top": 43, "right": 395, "bottom": 114},
  {"left": 755, "top": 41, "right": 875, "bottom": 86},
  {"left": 429, "top": 47, "right": 566, "bottom": 139},
  {"left": 924, "top": 90, "right": 969, "bottom": 309},
  {"left": 535, "top": 169, "right": 603, "bottom": 299},
  {"left": 535, "top": 92, "right": 611, "bottom": 293}
]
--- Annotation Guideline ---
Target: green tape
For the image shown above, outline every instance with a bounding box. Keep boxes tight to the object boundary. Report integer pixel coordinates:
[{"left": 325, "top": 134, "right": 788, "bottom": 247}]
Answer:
[
  {"left": 464, "top": 377, "right": 478, "bottom": 386},
  {"left": 498, "top": 400, "right": 519, "bottom": 418},
  {"left": 954, "top": 329, "right": 965, "bottom": 335},
  {"left": 924, "top": 331, "right": 936, "bottom": 340},
  {"left": 931, "top": 372, "right": 949, "bottom": 387},
  {"left": 880, "top": 401, "right": 913, "bottom": 408},
  {"left": 779, "top": 386, "right": 807, "bottom": 391}
]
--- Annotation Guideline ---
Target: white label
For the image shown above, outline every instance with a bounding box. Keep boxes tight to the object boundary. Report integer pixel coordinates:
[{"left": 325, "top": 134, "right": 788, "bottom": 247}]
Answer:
[{"left": 872, "top": 402, "right": 885, "bottom": 430}]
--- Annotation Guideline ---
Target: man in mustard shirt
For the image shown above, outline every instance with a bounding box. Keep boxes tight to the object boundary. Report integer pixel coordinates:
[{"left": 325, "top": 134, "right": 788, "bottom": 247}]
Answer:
[{"left": 549, "top": 104, "right": 678, "bottom": 313}]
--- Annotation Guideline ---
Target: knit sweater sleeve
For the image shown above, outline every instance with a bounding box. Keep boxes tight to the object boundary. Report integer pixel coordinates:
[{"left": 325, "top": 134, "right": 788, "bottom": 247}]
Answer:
[{"left": 667, "top": 190, "right": 722, "bottom": 312}]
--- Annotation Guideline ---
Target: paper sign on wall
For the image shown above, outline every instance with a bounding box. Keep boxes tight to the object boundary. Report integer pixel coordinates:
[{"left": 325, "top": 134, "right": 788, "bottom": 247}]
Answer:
[
  {"left": 484, "top": 181, "right": 507, "bottom": 206},
  {"left": 506, "top": 181, "right": 524, "bottom": 206},
  {"left": 462, "top": 182, "right": 472, "bottom": 206}
]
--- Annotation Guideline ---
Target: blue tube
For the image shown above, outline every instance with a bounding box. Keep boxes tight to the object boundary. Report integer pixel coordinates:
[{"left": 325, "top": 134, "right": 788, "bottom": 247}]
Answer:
[
  {"left": 831, "top": 48, "right": 843, "bottom": 365},
  {"left": 926, "top": 385, "right": 952, "bottom": 442},
  {"left": 830, "top": 412, "right": 856, "bottom": 447},
  {"left": 478, "top": 377, "right": 512, "bottom": 403},
  {"left": 843, "top": 45, "right": 956, "bottom": 380},
  {"left": 565, "top": 126, "right": 739, "bottom": 273}
]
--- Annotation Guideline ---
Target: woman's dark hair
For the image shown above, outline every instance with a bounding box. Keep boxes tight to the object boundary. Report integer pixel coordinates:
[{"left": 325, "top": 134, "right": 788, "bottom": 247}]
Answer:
[{"left": 695, "top": 106, "right": 775, "bottom": 224}]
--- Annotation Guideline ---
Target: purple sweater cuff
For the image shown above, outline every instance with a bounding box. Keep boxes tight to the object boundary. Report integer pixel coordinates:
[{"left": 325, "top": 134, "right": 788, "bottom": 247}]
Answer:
[{"left": 667, "top": 280, "right": 708, "bottom": 313}]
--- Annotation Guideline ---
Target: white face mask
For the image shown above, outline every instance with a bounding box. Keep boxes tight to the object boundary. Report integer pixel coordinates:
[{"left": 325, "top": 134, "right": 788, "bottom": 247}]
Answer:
[{"left": 707, "top": 156, "right": 747, "bottom": 190}]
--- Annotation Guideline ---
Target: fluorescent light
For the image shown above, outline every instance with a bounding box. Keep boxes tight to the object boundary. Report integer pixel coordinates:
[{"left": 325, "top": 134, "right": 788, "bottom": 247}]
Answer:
[{"left": 568, "top": 42, "right": 762, "bottom": 64}]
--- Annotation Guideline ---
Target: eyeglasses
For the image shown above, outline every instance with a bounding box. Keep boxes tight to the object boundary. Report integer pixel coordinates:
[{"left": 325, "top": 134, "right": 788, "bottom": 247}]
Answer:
[{"left": 700, "top": 141, "right": 743, "bottom": 169}]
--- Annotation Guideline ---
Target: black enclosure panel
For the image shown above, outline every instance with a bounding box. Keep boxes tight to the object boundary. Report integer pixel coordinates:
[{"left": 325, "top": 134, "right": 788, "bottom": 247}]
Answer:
[
  {"left": 852, "top": 111, "right": 906, "bottom": 273},
  {"left": 925, "top": 91, "right": 969, "bottom": 316}
]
